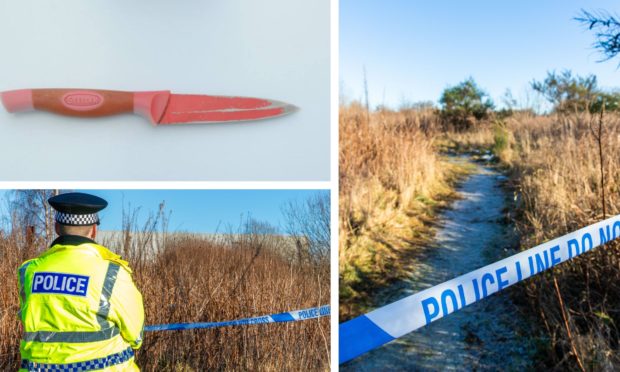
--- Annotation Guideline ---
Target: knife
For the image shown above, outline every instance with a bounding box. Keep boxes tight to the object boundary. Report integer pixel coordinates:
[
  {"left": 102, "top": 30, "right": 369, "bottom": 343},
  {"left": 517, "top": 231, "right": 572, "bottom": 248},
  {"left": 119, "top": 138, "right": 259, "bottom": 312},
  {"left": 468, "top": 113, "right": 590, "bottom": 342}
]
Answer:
[{"left": 0, "top": 89, "right": 297, "bottom": 124}]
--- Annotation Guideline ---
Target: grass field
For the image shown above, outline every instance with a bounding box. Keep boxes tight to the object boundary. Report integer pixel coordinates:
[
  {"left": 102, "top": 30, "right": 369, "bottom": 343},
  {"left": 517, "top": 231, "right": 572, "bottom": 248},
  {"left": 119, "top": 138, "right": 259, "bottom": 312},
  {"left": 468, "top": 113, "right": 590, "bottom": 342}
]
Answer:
[
  {"left": 339, "top": 103, "right": 620, "bottom": 369},
  {"left": 339, "top": 103, "right": 471, "bottom": 320},
  {"left": 483, "top": 112, "right": 620, "bottom": 369}
]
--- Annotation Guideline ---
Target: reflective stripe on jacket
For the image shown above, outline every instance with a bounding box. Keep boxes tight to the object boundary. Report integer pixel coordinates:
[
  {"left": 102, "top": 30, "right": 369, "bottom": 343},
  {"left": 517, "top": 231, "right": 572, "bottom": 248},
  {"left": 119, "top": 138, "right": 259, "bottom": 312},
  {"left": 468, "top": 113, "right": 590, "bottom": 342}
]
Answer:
[{"left": 17, "top": 235, "right": 144, "bottom": 371}]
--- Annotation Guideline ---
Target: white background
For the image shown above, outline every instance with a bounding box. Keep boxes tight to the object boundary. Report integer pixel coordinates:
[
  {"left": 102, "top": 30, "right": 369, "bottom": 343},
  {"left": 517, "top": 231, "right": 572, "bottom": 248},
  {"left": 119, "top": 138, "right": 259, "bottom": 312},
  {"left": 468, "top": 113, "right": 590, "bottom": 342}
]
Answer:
[{"left": 0, "top": 0, "right": 330, "bottom": 181}]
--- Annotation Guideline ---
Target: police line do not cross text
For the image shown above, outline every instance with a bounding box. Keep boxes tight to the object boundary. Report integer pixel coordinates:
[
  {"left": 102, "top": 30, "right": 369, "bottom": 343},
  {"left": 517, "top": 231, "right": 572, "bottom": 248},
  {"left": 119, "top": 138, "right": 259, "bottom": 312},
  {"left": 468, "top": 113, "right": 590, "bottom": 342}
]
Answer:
[{"left": 340, "top": 215, "right": 620, "bottom": 364}]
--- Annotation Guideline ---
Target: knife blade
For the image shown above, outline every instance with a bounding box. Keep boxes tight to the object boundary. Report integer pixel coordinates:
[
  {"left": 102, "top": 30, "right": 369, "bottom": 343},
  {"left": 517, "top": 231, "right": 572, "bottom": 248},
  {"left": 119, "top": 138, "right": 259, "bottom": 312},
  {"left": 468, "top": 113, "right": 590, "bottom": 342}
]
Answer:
[
  {"left": 159, "top": 94, "right": 296, "bottom": 124},
  {"left": 0, "top": 89, "right": 297, "bottom": 125}
]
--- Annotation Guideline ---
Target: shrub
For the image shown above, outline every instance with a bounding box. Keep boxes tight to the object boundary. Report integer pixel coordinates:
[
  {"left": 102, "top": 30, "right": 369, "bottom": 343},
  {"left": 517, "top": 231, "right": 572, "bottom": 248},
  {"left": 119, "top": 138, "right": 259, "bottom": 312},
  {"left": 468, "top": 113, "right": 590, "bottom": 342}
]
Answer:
[{"left": 439, "top": 78, "right": 494, "bottom": 131}]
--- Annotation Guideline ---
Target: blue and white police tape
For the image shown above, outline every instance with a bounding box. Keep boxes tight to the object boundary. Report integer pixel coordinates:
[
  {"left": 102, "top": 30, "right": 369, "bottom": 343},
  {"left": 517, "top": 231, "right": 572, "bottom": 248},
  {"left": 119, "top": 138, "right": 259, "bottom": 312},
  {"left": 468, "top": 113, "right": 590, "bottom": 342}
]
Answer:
[
  {"left": 339, "top": 214, "right": 620, "bottom": 364},
  {"left": 145, "top": 304, "right": 330, "bottom": 332}
]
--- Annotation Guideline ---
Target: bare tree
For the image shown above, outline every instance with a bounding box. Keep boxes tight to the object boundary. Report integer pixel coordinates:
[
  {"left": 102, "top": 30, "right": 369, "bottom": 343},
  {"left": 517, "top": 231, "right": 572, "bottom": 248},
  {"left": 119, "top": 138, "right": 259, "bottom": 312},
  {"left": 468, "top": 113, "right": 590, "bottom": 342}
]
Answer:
[
  {"left": 119, "top": 200, "right": 170, "bottom": 266},
  {"left": 282, "top": 192, "right": 331, "bottom": 266},
  {"left": 9, "top": 190, "right": 59, "bottom": 249},
  {"left": 363, "top": 65, "right": 370, "bottom": 124},
  {"left": 589, "top": 103, "right": 607, "bottom": 219}
]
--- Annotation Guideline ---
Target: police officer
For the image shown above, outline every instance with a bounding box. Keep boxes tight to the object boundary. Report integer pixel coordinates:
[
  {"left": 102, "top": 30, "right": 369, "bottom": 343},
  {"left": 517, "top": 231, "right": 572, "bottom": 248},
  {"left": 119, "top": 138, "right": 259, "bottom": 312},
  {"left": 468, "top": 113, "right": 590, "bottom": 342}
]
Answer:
[{"left": 17, "top": 192, "right": 145, "bottom": 371}]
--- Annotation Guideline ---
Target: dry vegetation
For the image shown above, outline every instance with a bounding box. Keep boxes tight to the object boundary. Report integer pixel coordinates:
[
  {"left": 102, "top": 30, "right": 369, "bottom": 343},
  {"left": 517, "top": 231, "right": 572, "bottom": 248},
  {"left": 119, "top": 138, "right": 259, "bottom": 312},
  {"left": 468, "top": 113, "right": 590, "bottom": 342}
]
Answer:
[
  {"left": 0, "top": 198, "right": 330, "bottom": 371},
  {"left": 340, "top": 99, "right": 620, "bottom": 369},
  {"left": 339, "top": 103, "right": 471, "bottom": 320},
  {"left": 487, "top": 112, "right": 620, "bottom": 370}
]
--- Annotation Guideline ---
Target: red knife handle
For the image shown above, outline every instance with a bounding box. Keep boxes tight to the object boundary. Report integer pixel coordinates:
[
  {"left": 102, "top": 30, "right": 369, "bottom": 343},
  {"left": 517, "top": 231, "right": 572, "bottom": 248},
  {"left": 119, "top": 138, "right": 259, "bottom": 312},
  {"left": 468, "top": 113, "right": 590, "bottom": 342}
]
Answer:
[{"left": 1, "top": 89, "right": 170, "bottom": 123}]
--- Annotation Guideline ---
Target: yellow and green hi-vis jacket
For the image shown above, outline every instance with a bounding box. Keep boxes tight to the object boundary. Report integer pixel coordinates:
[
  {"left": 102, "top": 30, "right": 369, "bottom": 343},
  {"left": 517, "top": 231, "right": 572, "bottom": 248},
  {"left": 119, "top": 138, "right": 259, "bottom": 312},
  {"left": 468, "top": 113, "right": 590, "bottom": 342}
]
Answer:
[{"left": 17, "top": 235, "right": 144, "bottom": 371}]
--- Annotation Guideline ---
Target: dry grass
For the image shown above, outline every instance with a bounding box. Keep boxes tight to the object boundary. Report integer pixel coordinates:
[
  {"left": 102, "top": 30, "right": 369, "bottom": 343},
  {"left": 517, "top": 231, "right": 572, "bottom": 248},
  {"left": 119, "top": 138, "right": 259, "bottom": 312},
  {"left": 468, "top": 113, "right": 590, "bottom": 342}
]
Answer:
[
  {"left": 0, "top": 221, "right": 330, "bottom": 371},
  {"left": 340, "top": 101, "right": 620, "bottom": 368},
  {"left": 339, "top": 103, "right": 470, "bottom": 320},
  {"left": 495, "top": 112, "right": 620, "bottom": 370},
  {"left": 444, "top": 110, "right": 620, "bottom": 369}
]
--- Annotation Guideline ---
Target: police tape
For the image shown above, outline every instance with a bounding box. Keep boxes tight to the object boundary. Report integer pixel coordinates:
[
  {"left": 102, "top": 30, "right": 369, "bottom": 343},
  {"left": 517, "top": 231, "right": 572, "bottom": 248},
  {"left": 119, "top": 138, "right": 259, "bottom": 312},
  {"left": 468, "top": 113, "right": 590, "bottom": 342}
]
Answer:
[
  {"left": 339, "top": 214, "right": 620, "bottom": 364},
  {"left": 144, "top": 304, "right": 330, "bottom": 332}
]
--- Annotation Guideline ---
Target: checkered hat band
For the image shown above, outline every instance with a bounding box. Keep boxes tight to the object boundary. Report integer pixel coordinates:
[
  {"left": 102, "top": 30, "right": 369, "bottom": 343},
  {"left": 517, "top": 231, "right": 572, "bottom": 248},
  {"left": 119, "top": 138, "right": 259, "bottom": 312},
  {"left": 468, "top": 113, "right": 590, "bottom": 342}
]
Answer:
[{"left": 55, "top": 211, "right": 99, "bottom": 226}]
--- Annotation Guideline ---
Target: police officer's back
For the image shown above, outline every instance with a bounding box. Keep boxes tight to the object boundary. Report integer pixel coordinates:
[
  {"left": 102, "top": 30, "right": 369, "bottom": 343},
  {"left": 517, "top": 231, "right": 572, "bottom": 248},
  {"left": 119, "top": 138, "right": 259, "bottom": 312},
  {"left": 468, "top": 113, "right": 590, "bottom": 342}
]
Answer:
[{"left": 17, "top": 193, "right": 145, "bottom": 371}]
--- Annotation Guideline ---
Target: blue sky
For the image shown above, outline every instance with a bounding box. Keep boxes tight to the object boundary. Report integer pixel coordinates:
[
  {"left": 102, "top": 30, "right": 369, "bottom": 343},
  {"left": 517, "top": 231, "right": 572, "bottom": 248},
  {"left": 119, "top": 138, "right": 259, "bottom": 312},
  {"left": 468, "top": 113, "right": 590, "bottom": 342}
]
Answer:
[
  {"left": 0, "top": 190, "right": 329, "bottom": 233},
  {"left": 340, "top": 0, "right": 620, "bottom": 109}
]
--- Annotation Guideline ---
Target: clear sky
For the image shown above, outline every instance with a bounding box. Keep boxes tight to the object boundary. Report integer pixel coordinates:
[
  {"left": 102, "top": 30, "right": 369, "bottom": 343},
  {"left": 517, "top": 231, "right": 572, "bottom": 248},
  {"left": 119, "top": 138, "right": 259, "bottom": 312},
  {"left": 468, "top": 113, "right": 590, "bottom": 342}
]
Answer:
[
  {"left": 340, "top": 0, "right": 620, "bottom": 110},
  {"left": 0, "top": 190, "right": 329, "bottom": 234}
]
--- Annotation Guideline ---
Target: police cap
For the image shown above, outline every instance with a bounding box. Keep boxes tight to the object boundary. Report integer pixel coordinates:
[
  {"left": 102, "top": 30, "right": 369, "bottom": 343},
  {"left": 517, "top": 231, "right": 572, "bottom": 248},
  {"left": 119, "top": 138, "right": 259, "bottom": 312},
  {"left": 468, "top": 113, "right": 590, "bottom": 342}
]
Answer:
[{"left": 48, "top": 192, "right": 108, "bottom": 226}]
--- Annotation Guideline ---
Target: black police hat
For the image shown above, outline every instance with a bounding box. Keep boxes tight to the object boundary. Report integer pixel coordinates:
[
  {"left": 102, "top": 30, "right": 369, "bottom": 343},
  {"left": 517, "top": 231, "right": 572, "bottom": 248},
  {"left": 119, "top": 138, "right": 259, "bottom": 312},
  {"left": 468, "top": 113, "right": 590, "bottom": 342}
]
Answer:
[{"left": 48, "top": 192, "right": 108, "bottom": 226}]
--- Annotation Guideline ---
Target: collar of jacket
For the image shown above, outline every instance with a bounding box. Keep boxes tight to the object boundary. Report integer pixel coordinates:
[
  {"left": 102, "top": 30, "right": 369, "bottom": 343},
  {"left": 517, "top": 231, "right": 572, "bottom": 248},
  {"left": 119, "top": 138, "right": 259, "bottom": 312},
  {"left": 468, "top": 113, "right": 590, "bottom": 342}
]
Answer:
[
  {"left": 50, "top": 235, "right": 98, "bottom": 247},
  {"left": 45, "top": 235, "right": 133, "bottom": 274}
]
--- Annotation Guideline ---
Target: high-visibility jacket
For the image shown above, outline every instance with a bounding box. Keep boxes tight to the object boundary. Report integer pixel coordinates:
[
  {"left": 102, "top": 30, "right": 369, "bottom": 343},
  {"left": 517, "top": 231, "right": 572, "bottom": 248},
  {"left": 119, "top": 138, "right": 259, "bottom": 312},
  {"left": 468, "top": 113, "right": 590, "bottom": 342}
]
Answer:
[{"left": 17, "top": 235, "right": 145, "bottom": 371}]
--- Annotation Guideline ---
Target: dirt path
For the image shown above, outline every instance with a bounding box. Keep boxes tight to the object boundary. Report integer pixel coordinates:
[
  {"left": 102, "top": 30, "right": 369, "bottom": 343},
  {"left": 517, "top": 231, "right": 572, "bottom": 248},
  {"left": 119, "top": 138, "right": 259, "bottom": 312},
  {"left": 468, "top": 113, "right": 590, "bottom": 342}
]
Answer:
[{"left": 343, "top": 158, "right": 533, "bottom": 371}]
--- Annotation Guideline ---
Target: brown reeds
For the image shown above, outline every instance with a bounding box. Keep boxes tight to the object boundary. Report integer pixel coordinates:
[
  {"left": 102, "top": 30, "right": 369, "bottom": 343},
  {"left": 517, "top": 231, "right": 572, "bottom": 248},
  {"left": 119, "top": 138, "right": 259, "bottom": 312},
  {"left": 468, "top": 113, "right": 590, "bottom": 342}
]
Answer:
[
  {"left": 0, "top": 210, "right": 330, "bottom": 371},
  {"left": 340, "top": 100, "right": 620, "bottom": 368},
  {"left": 500, "top": 111, "right": 620, "bottom": 370},
  {"left": 446, "top": 110, "right": 620, "bottom": 369},
  {"left": 339, "top": 103, "right": 468, "bottom": 320}
]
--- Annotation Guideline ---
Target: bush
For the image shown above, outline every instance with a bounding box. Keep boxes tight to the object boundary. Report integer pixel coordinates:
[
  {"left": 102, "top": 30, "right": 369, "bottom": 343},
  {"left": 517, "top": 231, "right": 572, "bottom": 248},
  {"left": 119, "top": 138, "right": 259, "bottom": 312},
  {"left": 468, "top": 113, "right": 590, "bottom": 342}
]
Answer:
[
  {"left": 531, "top": 70, "right": 620, "bottom": 113},
  {"left": 439, "top": 78, "right": 494, "bottom": 131}
]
